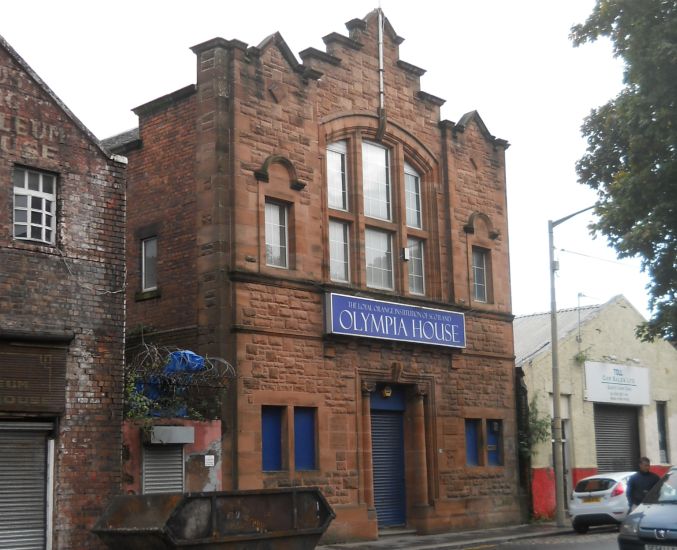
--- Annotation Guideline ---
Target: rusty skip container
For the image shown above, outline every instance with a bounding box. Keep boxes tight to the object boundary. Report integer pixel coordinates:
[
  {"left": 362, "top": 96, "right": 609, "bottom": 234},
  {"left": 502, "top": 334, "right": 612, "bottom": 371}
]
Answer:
[{"left": 92, "top": 488, "right": 335, "bottom": 549}]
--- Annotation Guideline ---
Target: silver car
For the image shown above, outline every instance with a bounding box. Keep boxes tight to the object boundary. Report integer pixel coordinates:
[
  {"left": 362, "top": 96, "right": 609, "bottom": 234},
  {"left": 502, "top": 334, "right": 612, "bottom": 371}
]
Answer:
[
  {"left": 569, "top": 471, "right": 635, "bottom": 533},
  {"left": 618, "top": 466, "right": 677, "bottom": 549}
]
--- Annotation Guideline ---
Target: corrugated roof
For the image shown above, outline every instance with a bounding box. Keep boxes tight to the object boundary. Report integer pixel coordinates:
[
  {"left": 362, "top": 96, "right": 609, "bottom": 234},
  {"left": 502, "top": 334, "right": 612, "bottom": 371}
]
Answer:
[{"left": 512, "top": 298, "right": 621, "bottom": 366}]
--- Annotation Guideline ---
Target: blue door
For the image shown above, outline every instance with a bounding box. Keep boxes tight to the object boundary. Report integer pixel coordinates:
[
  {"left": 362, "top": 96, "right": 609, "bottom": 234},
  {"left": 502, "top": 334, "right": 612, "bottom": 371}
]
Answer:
[{"left": 371, "top": 386, "right": 406, "bottom": 527}]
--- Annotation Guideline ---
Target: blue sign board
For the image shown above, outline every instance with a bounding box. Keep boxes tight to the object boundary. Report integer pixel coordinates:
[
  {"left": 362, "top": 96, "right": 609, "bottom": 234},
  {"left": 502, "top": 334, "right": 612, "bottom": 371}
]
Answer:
[{"left": 325, "top": 293, "right": 466, "bottom": 348}]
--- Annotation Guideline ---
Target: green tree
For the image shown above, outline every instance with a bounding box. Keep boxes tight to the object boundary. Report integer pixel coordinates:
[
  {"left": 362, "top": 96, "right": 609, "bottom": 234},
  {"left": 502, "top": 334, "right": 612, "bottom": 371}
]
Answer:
[{"left": 571, "top": 0, "right": 677, "bottom": 341}]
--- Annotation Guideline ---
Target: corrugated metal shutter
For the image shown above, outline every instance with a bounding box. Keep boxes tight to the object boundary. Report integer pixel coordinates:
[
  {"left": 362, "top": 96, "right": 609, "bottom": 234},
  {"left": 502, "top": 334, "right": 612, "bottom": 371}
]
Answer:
[
  {"left": 0, "top": 423, "right": 51, "bottom": 550},
  {"left": 594, "top": 404, "right": 639, "bottom": 472},
  {"left": 371, "top": 411, "right": 406, "bottom": 527},
  {"left": 142, "top": 445, "right": 184, "bottom": 494}
]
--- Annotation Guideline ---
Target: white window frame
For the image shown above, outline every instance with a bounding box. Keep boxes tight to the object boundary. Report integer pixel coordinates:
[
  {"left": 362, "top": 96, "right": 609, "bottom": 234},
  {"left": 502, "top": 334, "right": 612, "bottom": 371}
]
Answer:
[
  {"left": 327, "top": 141, "right": 348, "bottom": 211},
  {"left": 404, "top": 162, "right": 422, "bottom": 229},
  {"left": 362, "top": 141, "right": 391, "bottom": 221},
  {"left": 265, "top": 200, "right": 289, "bottom": 268},
  {"left": 365, "top": 228, "right": 393, "bottom": 290},
  {"left": 407, "top": 237, "right": 425, "bottom": 295},
  {"left": 141, "top": 237, "right": 158, "bottom": 292},
  {"left": 13, "top": 167, "right": 56, "bottom": 245},
  {"left": 329, "top": 220, "right": 350, "bottom": 283},
  {"left": 472, "top": 247, "right": 488, "bottom": 303}
]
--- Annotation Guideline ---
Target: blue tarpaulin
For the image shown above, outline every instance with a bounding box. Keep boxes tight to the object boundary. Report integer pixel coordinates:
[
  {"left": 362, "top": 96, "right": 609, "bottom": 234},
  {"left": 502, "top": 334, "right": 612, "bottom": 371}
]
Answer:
[
  {"left": 133, "top": 350, "right": 206, "bottom": 417},
  {"left": 164, "top": 350, "right": 205, "bottom": 375}
]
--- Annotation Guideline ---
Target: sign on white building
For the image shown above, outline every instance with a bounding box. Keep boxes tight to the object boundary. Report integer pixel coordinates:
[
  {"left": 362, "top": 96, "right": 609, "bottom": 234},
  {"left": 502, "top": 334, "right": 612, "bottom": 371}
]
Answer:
[{"left": 584, "top": 361, "right": 650, "bottom": 405}]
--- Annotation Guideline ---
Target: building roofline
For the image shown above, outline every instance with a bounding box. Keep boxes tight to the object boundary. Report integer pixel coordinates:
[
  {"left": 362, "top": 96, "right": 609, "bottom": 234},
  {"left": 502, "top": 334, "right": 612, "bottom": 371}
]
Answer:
[{"left": 0, "top": 34, "right": 124, "bottom": 165}]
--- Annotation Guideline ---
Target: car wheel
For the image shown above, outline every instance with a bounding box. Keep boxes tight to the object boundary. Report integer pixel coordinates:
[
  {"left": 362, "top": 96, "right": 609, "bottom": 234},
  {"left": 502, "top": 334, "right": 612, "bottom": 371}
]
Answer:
[{"left": 573, "top": 522, "right": 589, "bottom": 534}]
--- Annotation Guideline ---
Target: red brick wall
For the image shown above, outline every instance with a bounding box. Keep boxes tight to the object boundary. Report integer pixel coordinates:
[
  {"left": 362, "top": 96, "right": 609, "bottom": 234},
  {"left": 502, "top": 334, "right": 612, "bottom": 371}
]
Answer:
[
  {"left": 0, "top": 42, "right": 125, "bottom": 549},
  {"left": 124, "top": 93, "right": 198, "bottom": 339}
]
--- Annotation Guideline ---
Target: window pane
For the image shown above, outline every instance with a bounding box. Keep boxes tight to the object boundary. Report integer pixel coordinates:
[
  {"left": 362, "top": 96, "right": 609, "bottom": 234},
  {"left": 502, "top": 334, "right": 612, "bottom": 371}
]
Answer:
[
  {"left": 404, "top": 163, "right": 422, "bottom": 228},
  {"left": 262, "top": 406, "right": 283, "bottom": 471},
  {"left": 465, "top": 419, "right": 480, "bottom": 466},
  {"left": 329, "top": 220, "right": 349, "bottom": 282},
  {"left": 30, "top": 226, "right": 42, "bottom": 240},
  {"left": 13, "top": 169, "right": 25, "bottom": 188},
  {"left": 365, "top": 228, "right": 393, "bottom": 290},
  {"left": 32, "top": 196, "right": 42, "bottom": 209},
  {"left": 42, "top": 176, "right": 54, "bottom": 194},
  {"left": 294, "top": 407, "right": 316, "bottom": 471},
  {"left": 14, "top": 224, "right": 27, "bottom": 238},
  {"left": 472, "top": 247, "right": 488, "bottom": 303},
  {"left": 14, "top": 210, "right": 27, "bottom": 223},
  {"left": 265, "top": 201, "right": 288, "bottom": 268},
  {"left": 408, "top": 237, "right": 425, "bottom": 295},
  {"left": 142, "top": 237, "right": 158, "bottom": 291},
  {"left": 31, "top": 211, "right": 42, "bottom": 224},
  {"left": 15, "top": 195, "right": 27, "bottom": 208},
  {"left": 327, "top": 141, "right": 348, "bottom": 210},
  {"left": 362, "top": 142, "right": 390, "bottom": 220},
  {"left": 28, "top": 172, "right": 40, "bottom": 191}
]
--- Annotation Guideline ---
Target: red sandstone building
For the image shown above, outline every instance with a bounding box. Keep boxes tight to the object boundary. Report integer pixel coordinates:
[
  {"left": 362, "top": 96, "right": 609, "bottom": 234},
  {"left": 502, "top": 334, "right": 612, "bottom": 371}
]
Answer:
[
  {"left": 107, "top": 10, "right": 521, "bottom": 541},
  {"left": 0, "top": 37, "right": 125, "bottom": 548}
]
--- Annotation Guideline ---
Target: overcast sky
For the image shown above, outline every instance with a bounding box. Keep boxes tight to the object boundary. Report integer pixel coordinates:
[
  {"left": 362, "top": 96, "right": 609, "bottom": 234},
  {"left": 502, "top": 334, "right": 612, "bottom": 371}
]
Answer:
[{"left": 2, "top": 0, "right": 652, "bottom": 318}]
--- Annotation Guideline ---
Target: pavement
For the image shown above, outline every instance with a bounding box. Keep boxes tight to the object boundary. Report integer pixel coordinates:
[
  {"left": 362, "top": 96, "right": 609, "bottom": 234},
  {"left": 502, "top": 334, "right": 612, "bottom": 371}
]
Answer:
[{"left": 318, "top": 522, "right": 573, "bottom": 550}]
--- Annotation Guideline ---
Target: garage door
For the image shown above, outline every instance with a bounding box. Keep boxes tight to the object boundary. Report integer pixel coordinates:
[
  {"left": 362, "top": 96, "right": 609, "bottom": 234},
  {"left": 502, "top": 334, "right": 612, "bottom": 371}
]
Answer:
[
  {"left": 0, "top": 422, "right": 52, "bottom": 550},
  {"left": 371, "top": 411, "right": 406, "bottom": 527},
  {"left": 594, "top": 404, "right": 639, "bottom": 472}
]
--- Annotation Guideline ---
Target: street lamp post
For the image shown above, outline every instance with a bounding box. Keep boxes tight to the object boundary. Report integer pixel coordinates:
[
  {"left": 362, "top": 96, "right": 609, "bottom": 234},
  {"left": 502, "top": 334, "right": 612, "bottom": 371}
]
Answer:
[{"left": 548, "top": 205, "right": 595, "bottom": 527}]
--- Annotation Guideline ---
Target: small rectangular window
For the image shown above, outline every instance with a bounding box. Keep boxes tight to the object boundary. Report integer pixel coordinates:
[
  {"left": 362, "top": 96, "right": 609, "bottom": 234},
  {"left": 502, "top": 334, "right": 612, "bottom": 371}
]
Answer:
[
  {"left": 465, "top": 419, "right": 481, "bottom": 466},
  {"left": 329, "top": 220, "right": 350, "bottom": 283},
  {"left": 658, "top": 402, "right": 669, "bottom": 463},
  {"left": 404, "top": 163, "right": 422, "bottom": 229},
  {"left": 265, "top": 201, "right": 288, "bottom": 268},
  {"left": 362, "top": 141, "right": 391, "bottom": 221},
  {"left": 472, "top": 247, "right": 489, "bottom": 303},
  {"left": 142, "top": 237, "right": 158, "bottom": 292},
  {"left": 13, "top": 167, "right": 56, "bottom": 245},
  {"left": 262, "top": 406, "right": 284, "bottom": 471},
  {"left": 487, "top": 419, "right": 503, "bottom": 466},
  {"left": 407, "top": 237, "right": 425, "bottom": 295},
  {"left": 365, "top": 228, "right": 393, "bottom": 290},
  {"left": 327, "top": 141, "right": 348, "bottom": 211},
  {"left": 294, "top": 407, "right": 317, "bottom": 471}
]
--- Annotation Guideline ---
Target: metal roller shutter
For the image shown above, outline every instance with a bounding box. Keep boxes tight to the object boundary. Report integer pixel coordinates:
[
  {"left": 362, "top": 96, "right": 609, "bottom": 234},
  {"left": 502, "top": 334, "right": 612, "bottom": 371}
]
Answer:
[
  {"left": 0, "top": 423, "right": 51, "bottom": 550},
  {"left": 594, "top": 404, "right": 639, "bottom": 472},
  {"left": 371, "top": 411, "right": 406, "bottom": 527},
  {"left": 142, "top": 445, "right": 184, "bottom": 494}
]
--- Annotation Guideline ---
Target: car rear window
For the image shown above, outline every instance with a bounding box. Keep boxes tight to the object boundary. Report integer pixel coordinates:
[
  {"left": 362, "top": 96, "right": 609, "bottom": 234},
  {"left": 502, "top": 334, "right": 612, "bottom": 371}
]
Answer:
[
  {"left": 644, "top": 471, "right": 677, "bottom": 504},
  {"left": 575, "top": 478, "right": 616, "bottom": 492}
]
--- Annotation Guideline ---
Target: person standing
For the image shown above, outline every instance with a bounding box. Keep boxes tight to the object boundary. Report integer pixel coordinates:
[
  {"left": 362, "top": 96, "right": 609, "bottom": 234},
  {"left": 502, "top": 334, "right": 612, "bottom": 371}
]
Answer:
[{"left": 627, "top": 457, "right": 661, "bottom": 510}]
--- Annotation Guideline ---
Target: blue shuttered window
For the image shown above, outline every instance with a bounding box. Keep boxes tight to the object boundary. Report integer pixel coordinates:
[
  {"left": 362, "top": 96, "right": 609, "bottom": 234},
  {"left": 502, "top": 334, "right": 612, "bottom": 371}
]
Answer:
[
  {"left": 262, "top": 406, "right": 283, "bottom": 471},
  {"left": 262, "top": 405, "right": 318, "bottom": 472},
  {"left": 465, "top": 419, "right": 481, "bottom": 466},
  {"left": 294, "top": 407, "right": 316, "bottom": 471}
]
